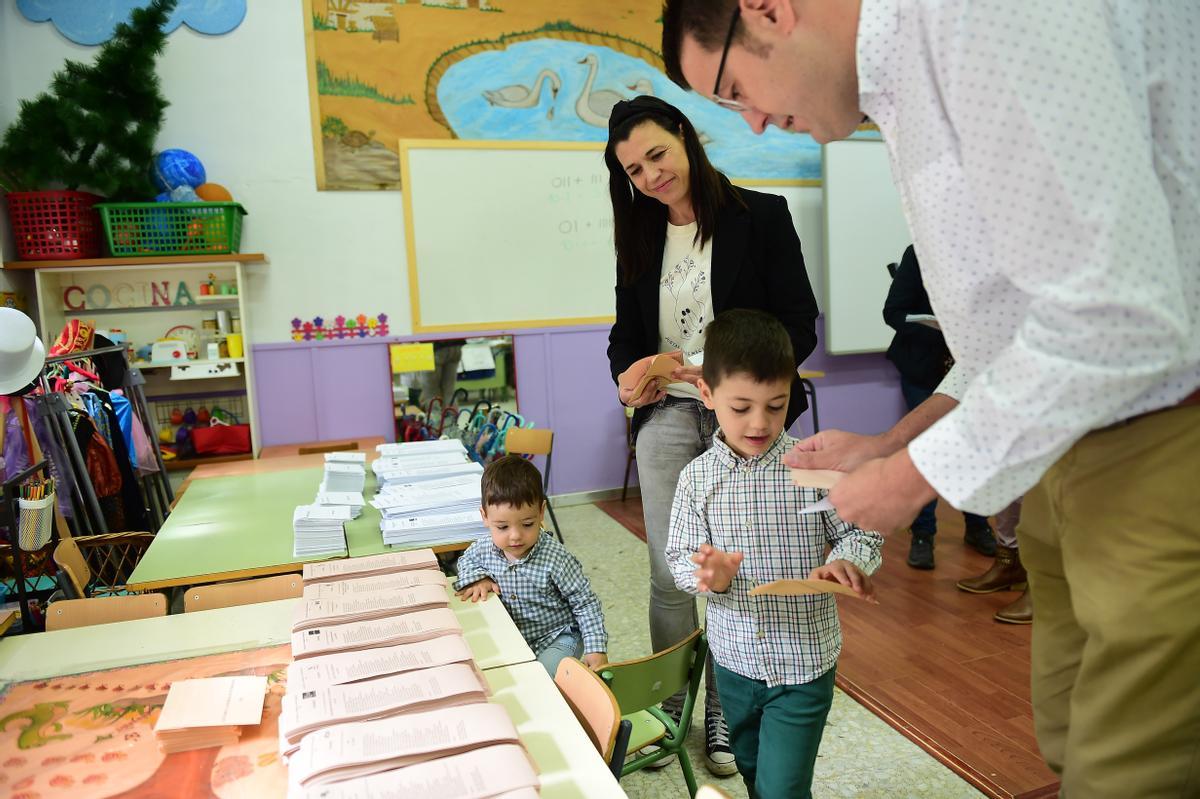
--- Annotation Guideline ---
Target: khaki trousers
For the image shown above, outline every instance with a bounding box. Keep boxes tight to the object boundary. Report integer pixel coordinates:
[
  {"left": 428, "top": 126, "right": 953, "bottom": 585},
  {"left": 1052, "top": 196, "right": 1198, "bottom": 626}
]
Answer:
[{"left": 1018, "top": 404, "right": 1200, "bottom": 798}]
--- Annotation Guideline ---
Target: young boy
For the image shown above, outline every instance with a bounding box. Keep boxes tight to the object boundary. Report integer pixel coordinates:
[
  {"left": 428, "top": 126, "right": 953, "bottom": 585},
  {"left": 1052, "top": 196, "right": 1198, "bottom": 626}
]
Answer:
[
  {"left": 667, "top": 309, "right": 884, "bottom": 798},
  {"left": 454, "top": 454, "right": 608, "bottom": 676}
]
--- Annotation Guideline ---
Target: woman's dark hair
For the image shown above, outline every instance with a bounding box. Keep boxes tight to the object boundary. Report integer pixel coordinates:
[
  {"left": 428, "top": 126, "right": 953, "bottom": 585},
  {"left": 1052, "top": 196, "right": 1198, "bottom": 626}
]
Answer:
[{"left": 604, "top": 97, "right": 739, "bottom": 286}]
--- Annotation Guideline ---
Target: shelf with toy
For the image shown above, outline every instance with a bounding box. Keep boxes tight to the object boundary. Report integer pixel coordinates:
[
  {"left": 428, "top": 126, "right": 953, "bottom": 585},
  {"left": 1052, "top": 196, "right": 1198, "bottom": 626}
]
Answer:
[
  {"left": 64, "top": 299, "right": 240, "bottom": 315},
  {"left": 133, "top": 358, "right": 245, "bottom": 370},
  {"left": 2, "top": 253, "right": 267, "bottom": 270}
]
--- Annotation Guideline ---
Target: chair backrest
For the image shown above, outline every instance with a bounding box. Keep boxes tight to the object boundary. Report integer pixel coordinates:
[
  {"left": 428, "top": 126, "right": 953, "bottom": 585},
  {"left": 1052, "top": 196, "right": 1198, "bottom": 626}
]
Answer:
[
  {"left": 504, "top": 428, "right": 553, "bottom": 457},
  {"left": 298, "top": 440, "right": 359, "bottom": 455},
  {"left": 53, "top": 537, "right": 91, "bottom": 598},
  {"left": 601, "top": 629, "right": 707, "bottom": 714},
  {"left": 555, "top": 657, "right": 622, "bottom": 762},
  {"left": 183, "top": 574, "right": 303, "bottom": 613},
  {"left": 45, "top": 594, "right": 166, "bottom": 631}
]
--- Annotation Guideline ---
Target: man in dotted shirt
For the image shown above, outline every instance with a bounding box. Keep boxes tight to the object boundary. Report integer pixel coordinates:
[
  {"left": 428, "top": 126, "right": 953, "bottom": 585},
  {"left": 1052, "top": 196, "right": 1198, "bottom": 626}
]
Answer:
[{"left": 661, "top": 2, "right": 1200, "bottom": 797}]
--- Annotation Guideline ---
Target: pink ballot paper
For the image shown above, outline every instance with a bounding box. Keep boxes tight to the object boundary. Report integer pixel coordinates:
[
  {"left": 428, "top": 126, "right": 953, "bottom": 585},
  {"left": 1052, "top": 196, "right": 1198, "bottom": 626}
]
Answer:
[
  {"left": 790, "top": 469, "right": 845, "bottom": 490},
  {"left": 625, "top": 352, "right": 681, "bottom": 398},
  {"left": 287, "top": 634, "right": 475, "bottom": 693},
  {"left": 303, "top": 549, "right": 439, "bottom": 585},
  {"left": 749, "top": 579, "right": 866, "bottom": 599},
  {"left": 293, "top": 583, "right": 451, "bottom": 631},
  {"left": 287, "top": 702, "right": 520, "bottom": 788},
  {"left": 303, "top": 569, "right": 447, "bottom": 600},
  {"left": 287, "top": 744, "right": 539, "bottom": 799},
  {"left": 279, "top": 662, "right": 489, "bottom": 745},
  {"left": 291, "top": 607, "right": 463, "bottom": 660}
]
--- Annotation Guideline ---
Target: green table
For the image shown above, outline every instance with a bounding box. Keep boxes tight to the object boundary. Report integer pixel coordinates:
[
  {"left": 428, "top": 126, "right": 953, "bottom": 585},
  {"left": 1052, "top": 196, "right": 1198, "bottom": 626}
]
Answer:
[{"left": 126, "top": 467, "right": 472, "bottom": 591}]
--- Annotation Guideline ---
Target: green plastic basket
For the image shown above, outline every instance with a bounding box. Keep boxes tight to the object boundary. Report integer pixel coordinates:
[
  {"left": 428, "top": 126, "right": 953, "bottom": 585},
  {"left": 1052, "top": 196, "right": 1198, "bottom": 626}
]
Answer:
[{"left": 96, "top": 201, "right": 246, "bottom": 257}]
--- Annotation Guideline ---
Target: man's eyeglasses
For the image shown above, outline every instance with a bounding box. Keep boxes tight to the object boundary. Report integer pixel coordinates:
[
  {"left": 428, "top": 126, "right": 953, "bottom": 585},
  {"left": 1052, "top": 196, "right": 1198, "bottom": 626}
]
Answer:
[{"left": 711, "top": 6, "right": 748, "bottom": 113}]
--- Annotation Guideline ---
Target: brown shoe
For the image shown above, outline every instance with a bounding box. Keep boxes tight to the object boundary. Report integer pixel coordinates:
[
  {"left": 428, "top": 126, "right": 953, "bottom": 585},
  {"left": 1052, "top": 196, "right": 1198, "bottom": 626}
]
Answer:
[
  {"left": 994, "top": 588, "right": 1033, "bottom": 624},
  {"left": 956, "top": 545, "right": 1027, "bottom": 594}
]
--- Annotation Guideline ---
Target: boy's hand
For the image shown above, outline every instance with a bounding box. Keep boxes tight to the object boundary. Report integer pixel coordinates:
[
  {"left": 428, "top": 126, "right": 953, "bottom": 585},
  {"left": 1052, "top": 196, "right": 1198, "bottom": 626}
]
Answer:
[
  {"left": 583, "top": 652, "right": 608, "bottom": 671},
  {"left": 808, "top": 560, "right": 877, "bottom": 603},
  {"left": 692, "top": 544, "right": 744, "bottom": 593},
  {"left": 455, "top": 578, "right": 499, "bottom": 603}
]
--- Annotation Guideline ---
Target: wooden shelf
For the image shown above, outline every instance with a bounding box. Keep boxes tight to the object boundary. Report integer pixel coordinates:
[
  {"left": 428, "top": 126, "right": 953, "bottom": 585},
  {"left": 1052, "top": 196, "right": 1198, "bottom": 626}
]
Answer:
[
  {"left": 164, "top": 452, "right": 254, "bottom": 472},
  {"left": 133, "top": 358, "right": 245, "bottom": 371},
  {"left": 65, "top": 300, "right": 240, "bottom": 315},
  {"left": 3, "top": 253, "right": 267, "bottom": 270}
]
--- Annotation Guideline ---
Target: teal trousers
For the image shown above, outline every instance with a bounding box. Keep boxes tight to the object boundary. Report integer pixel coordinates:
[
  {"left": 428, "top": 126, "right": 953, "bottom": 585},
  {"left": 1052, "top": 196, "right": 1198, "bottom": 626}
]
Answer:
[{"left": 714, "top": 661, "right": 836, "bottom": 799}]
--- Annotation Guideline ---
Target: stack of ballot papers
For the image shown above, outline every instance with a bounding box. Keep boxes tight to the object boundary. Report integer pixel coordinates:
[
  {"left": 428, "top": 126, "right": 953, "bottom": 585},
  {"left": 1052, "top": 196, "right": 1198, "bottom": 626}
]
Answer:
[
  {"left": 286, "top": 634, "right": 475, "bottom": 694},
  {"left": 294, "top": 505, "right": 351, "bottom": 557},
  {"left": 314, "top": 490, "right": 365, "bottom": 519},
  {"left": 376, "top": 439, "right": 468, "bottom": 458},
  {"left": 278, "top": 662, "right": 489, "bottom": 748},
  {"left": 288, "top": 744, "right": 540, "bottom": 799},
  {"left": 372, "top": 477, "right": 481, "bottom": 518},
  {"left": 154, "top": 676, "right": 267, "bottom": 754},
  {"left": 286, "top": 703, "right": 520, "bottom": 789},
  {"left": 302, "top": 569, "right": 446, "bottom": 600},
  {"left": 291, "top": 607, "right": 463, "bottom": 660},
  {"left": 325, "top": 451, "right": 367, "bottom": 465},
  {"left": 302, "top": 549, "right": 438, "bottom": 585},
  {"left": 324, "top": 462, "right": 366, "bottom": 494},
  {"left": 381, "top": 510, "right": 489, "bottom": 548},
  {"left": 292, "top": 582, "right": 450, "bottom": 631}
]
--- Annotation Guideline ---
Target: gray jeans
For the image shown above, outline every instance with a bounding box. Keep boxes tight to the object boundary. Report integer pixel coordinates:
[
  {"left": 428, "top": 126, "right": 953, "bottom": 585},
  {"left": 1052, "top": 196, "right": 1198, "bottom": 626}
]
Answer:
[{"left": 635, "top": 396, "right": 721, "bottom": 716}]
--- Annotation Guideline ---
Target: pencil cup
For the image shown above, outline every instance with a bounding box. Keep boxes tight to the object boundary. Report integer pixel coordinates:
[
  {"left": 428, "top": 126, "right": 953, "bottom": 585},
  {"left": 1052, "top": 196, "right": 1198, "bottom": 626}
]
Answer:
[
  {"left": 226, "top": 333, "right": 244, "bottom": 359},
  {"left": 17, "top": 493, "right": 55, "bottom": 551}
]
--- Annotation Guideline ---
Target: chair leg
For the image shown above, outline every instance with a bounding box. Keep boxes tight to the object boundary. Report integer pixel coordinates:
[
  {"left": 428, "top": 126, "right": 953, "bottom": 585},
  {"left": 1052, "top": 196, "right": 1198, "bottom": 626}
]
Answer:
[
  {"left": 677, "top": 748, "right": 699, "bottom": 798},
  {"left": 546, "top": 500, "right": 564, "bottom": 544},
  {"left": 801, "top": 377, "right": 820, "bottom": 434}
]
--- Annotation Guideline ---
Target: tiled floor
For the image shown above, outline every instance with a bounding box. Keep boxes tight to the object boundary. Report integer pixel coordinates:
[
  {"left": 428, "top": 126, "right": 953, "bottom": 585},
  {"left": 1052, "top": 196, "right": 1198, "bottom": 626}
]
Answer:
[{"left": 554, "top": 502, "right": 987, "bottom": 799}]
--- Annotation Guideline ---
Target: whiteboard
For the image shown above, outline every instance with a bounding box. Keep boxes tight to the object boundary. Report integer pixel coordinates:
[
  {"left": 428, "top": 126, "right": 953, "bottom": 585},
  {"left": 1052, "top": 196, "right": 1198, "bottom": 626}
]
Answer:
[
  {"left": 400, "top": 140, "right": 617, "bottom": 332},
  {"left": 822, "top": 139, "right": 912, "bottom": 354}
]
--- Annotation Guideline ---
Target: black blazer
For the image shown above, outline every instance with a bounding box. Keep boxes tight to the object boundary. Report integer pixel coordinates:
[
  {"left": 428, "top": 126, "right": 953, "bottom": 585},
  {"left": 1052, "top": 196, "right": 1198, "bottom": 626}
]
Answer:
[
  {"left": 607, "top": 186, "right": 819, "bottom": 440},
  {"left": 882, "top": 245, "right": 953, "bottom": 391}
]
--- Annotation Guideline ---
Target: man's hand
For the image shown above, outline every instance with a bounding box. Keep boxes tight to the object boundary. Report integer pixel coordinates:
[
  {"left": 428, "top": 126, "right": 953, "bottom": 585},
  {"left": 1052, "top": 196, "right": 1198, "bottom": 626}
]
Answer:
[
  {"left": 827, "top": 449, "right": 936, "bottom": 534},
  {"left": 692, "top": 543, "right": 744, "bottom": 593},
  {"left": 455, "top": 578, "right": 499, "bottom": 603},
  {"left": 809, "top": 559, "right": 877, "bottom": 603},
  {"left": 783, "top": 429, "right": 899, "bottom": 473},
  {"left": 583, "top": 652, "right": 609, "bottom": 671}
]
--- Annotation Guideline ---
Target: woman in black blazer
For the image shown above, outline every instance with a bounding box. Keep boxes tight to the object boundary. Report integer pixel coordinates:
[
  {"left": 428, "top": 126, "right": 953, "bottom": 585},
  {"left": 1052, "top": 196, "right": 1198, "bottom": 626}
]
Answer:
[{"left": 604, "top": 96, "right": 818, "bottom": 773}]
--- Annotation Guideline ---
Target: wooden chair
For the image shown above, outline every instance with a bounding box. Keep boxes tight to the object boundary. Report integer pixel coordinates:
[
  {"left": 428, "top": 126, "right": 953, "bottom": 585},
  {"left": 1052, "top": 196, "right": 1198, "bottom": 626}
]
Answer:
[
  {"left": 184, "top": 574, "right": 303, "bottom": 613},
  {"left": 622, "top": 406, "right": 637, "bottom": 502},
  {"left": 298, "top": 440, "right": 360, "bottom": 455},
  {"left": 45, "top": 594, "right": 166, "bottom": 631},
  {"left": 554, "top": 657, "right": 632, "bottom": 780},
  {"left": 54, "top": 532, "right": 156, "bottom": 598},
  {"left": 504, "top": 428, "right": 564, "bottom": 543},
  {"left": 797, "top": 369, "right": 825, "bottom": 434},
  {"left": 601, "top": 630, "right": 708, "bottom": 797}
]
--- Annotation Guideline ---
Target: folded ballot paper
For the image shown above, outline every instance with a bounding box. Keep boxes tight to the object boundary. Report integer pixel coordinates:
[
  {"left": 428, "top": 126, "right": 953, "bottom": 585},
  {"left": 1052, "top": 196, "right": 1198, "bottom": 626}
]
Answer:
[
  {"left": 372, "top": 480, "right": 482, "bottom": 518},
  {"left": 294, "top": 505, "right": 351, "bottom": 558},
  {"left": 376, "top": 439, "right": 468, "bottom": 458},
  {"left": 286, "top": 634, "right": 475, "bottom": 694},
  {"left": 288, "top": 743, "right": 540, "bottom": 799},
  {"left": 286, "top": 703, "right": 520, "bottom": 788},
  {"left": 325, "top": 451, "right": 368, "bottom": 465},
  {"left": 380, "top": 510, "right": 489, "bottom": 548},
  {"left": 302, "top": 549, "right": 438, "bottom": 585},
  {"left": 278, "top": 662, "right": 489, "bottom": 746},
  {"left": 291, "top": 607, "right": 463, "bottom": 660},
  {"left": 324, "top": 462, "right": 367, "bottom": 494},
  {"left": 314, "top": 490, "right": 365, "bottom": 518},
  {"left": 373, "top": 459, "right": 483, "bottom": 488},
  {"left": 749, "top": 578, "right": 865, "bottom": 599},
  {"left": 302, "top": 569, "right": 446, "bottom": 600},
  {"left": 154, "top": 676, "right": 267, "bottom": 754},
  {"left": 292, "top": 583, "right": 451, "bottom": 632}
]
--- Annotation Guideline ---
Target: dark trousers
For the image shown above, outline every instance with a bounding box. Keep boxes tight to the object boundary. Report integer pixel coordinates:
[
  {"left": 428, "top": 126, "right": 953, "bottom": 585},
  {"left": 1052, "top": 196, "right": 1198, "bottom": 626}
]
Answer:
[
  {"left": 899, "top": 377, "right": 988, "bottom": 535},
  {"left": 715, "top": 661, "right": 836, "bottom": 799}
]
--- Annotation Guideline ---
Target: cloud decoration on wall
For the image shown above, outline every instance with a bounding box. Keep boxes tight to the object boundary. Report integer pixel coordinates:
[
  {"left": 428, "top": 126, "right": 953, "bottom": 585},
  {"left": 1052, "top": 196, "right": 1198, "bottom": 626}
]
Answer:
[{"left": 17, "top": 0, "right": 246, "bottom": 46}]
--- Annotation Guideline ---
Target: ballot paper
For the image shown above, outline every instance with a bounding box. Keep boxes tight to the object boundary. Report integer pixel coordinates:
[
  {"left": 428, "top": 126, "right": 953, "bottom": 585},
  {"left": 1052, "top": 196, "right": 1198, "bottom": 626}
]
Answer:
[
  {"left": 292, "top": 583, "right": 451, "bottom": 632},
  {"left": 796, "top": 497, "right": 835, "bottom": 515},
  {"left": 303, "top": 549, "right": 438, "bottom": 585},
  {"left": 325, "top": 452, "right": 367, "bottom": 464},
  {"left": 302, "top": 569, "right": 446, "bottom": 600},
  {"left": 323, "top": 462, "right": 367, "bottom": 493},
  {"left": 790, "top": 469, "right": 845, "bottom": 490},
  {"left": 626, "top": 352, "right": 682, "bottom": 398},
  {"left": 286, "top": 634, "right": 475, "bottom": 693},
  {"left": 376, "top": 440, "right": 468, "bottom": 458},
  {"left": 287, "top": 744, "right": 540, "bottom": 799},
  {"left": 371, "top": 481, "right": 481, "bottom": 516},
  {"left": 286, "top": 702, "right": 520, "bottom": 788},
  {"left": 154, "top": 676, "right": 267, "bottom": 754},
  {"left": 291, "top": 607, "right": 463, "bottom": 660},
  {"left": 905, "top": 313, "right": 941, "bottom": 330},
  {"left": 749, "top": 578, "right": 865, "bottom": 599}
]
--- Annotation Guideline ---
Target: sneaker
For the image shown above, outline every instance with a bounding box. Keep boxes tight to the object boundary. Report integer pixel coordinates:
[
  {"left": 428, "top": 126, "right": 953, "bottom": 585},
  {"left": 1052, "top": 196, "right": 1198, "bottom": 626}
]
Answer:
[
  {"left": 704, "top": 711, "right": 738, "bottom": 776},
  {"left": 637, "top": 701, "right": 682, "bottom": 769},
  {"left": 907, "top": 530, "right": 935, "bottom": 570},
  {"left": 964, "top": 523, "right": 997, "bottom": 557}
]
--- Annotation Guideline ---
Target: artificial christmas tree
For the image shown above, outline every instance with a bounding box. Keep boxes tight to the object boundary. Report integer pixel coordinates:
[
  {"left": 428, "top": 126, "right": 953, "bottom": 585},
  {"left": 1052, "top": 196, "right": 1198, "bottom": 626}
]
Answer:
[{"left": 0, "top": 0, "right": 177, "bottom": 259}]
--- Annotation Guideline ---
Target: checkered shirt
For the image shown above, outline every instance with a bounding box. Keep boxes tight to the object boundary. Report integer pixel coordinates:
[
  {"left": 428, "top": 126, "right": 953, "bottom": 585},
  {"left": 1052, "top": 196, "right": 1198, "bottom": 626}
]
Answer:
[
  {"left": 455, "top": 531, "right": 607, "bottom": 655},
  {"left": 667, "top": 431, "right": 884, "bottom": 686}
]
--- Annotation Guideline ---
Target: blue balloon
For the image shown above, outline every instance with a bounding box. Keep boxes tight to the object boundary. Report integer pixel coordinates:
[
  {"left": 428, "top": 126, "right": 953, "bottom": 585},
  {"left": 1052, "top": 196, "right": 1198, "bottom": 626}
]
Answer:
[{"left": 151, "top": 149, "right": 206, "bottom": 193}]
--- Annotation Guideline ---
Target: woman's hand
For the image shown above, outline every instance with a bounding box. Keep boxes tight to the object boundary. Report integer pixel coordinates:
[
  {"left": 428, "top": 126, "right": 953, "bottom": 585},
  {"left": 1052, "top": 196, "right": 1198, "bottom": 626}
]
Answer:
[
  {"left": 617, "top": 351, "right": 680, "bottom": 407},
  {"left": 671, "top": 364, "right": 704, "bottom": 386}
]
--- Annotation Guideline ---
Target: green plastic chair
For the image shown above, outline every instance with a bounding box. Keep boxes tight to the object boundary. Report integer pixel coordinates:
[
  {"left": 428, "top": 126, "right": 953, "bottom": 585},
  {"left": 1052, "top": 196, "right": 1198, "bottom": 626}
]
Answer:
[{"left": 600, "top": 629, "right": 709, "bottom": 797}]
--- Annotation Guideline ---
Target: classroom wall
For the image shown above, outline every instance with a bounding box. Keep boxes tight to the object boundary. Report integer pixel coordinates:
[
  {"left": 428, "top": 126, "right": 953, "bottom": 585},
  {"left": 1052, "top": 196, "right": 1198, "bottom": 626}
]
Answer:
[{"left": 1, "top": 4, "right": 906, "bottom": 495}]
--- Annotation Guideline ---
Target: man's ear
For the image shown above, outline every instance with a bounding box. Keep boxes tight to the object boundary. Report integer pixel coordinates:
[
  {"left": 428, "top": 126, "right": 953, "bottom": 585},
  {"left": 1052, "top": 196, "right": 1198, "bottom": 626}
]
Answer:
[
  {"left": 740, "top": 0, "right": 799, "bottom": 39},
  {"left": 698, "top": 378, "right": 718, "bottom": 411}
]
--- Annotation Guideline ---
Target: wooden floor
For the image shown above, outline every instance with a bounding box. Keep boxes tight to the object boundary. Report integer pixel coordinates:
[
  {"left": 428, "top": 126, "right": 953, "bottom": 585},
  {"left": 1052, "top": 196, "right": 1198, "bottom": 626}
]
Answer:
[{"left": 596, "top": 496, "right": 1059, "bottom": 799}]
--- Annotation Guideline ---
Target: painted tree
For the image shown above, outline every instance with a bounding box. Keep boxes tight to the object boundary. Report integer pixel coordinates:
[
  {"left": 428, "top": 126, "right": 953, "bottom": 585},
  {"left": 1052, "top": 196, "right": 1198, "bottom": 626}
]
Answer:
[{"left": 0, "top": 0, "right": 177, "bottom": 199}]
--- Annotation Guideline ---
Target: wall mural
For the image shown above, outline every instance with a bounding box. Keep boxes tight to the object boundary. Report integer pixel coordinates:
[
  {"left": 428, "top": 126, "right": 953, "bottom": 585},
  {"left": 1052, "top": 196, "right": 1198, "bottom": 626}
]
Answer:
[
  {"left": 304, "top": 0, "right": 826, "bottom": 190},
  {"left": 17, "top": 0, "right": 247, "bottom": 46}
]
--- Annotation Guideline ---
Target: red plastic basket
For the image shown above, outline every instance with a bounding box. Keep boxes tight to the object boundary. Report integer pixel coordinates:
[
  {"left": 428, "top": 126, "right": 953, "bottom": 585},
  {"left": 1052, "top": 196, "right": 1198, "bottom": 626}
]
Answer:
[{"left": 4, "top": 190, "right": 103, "bottom": 260}]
